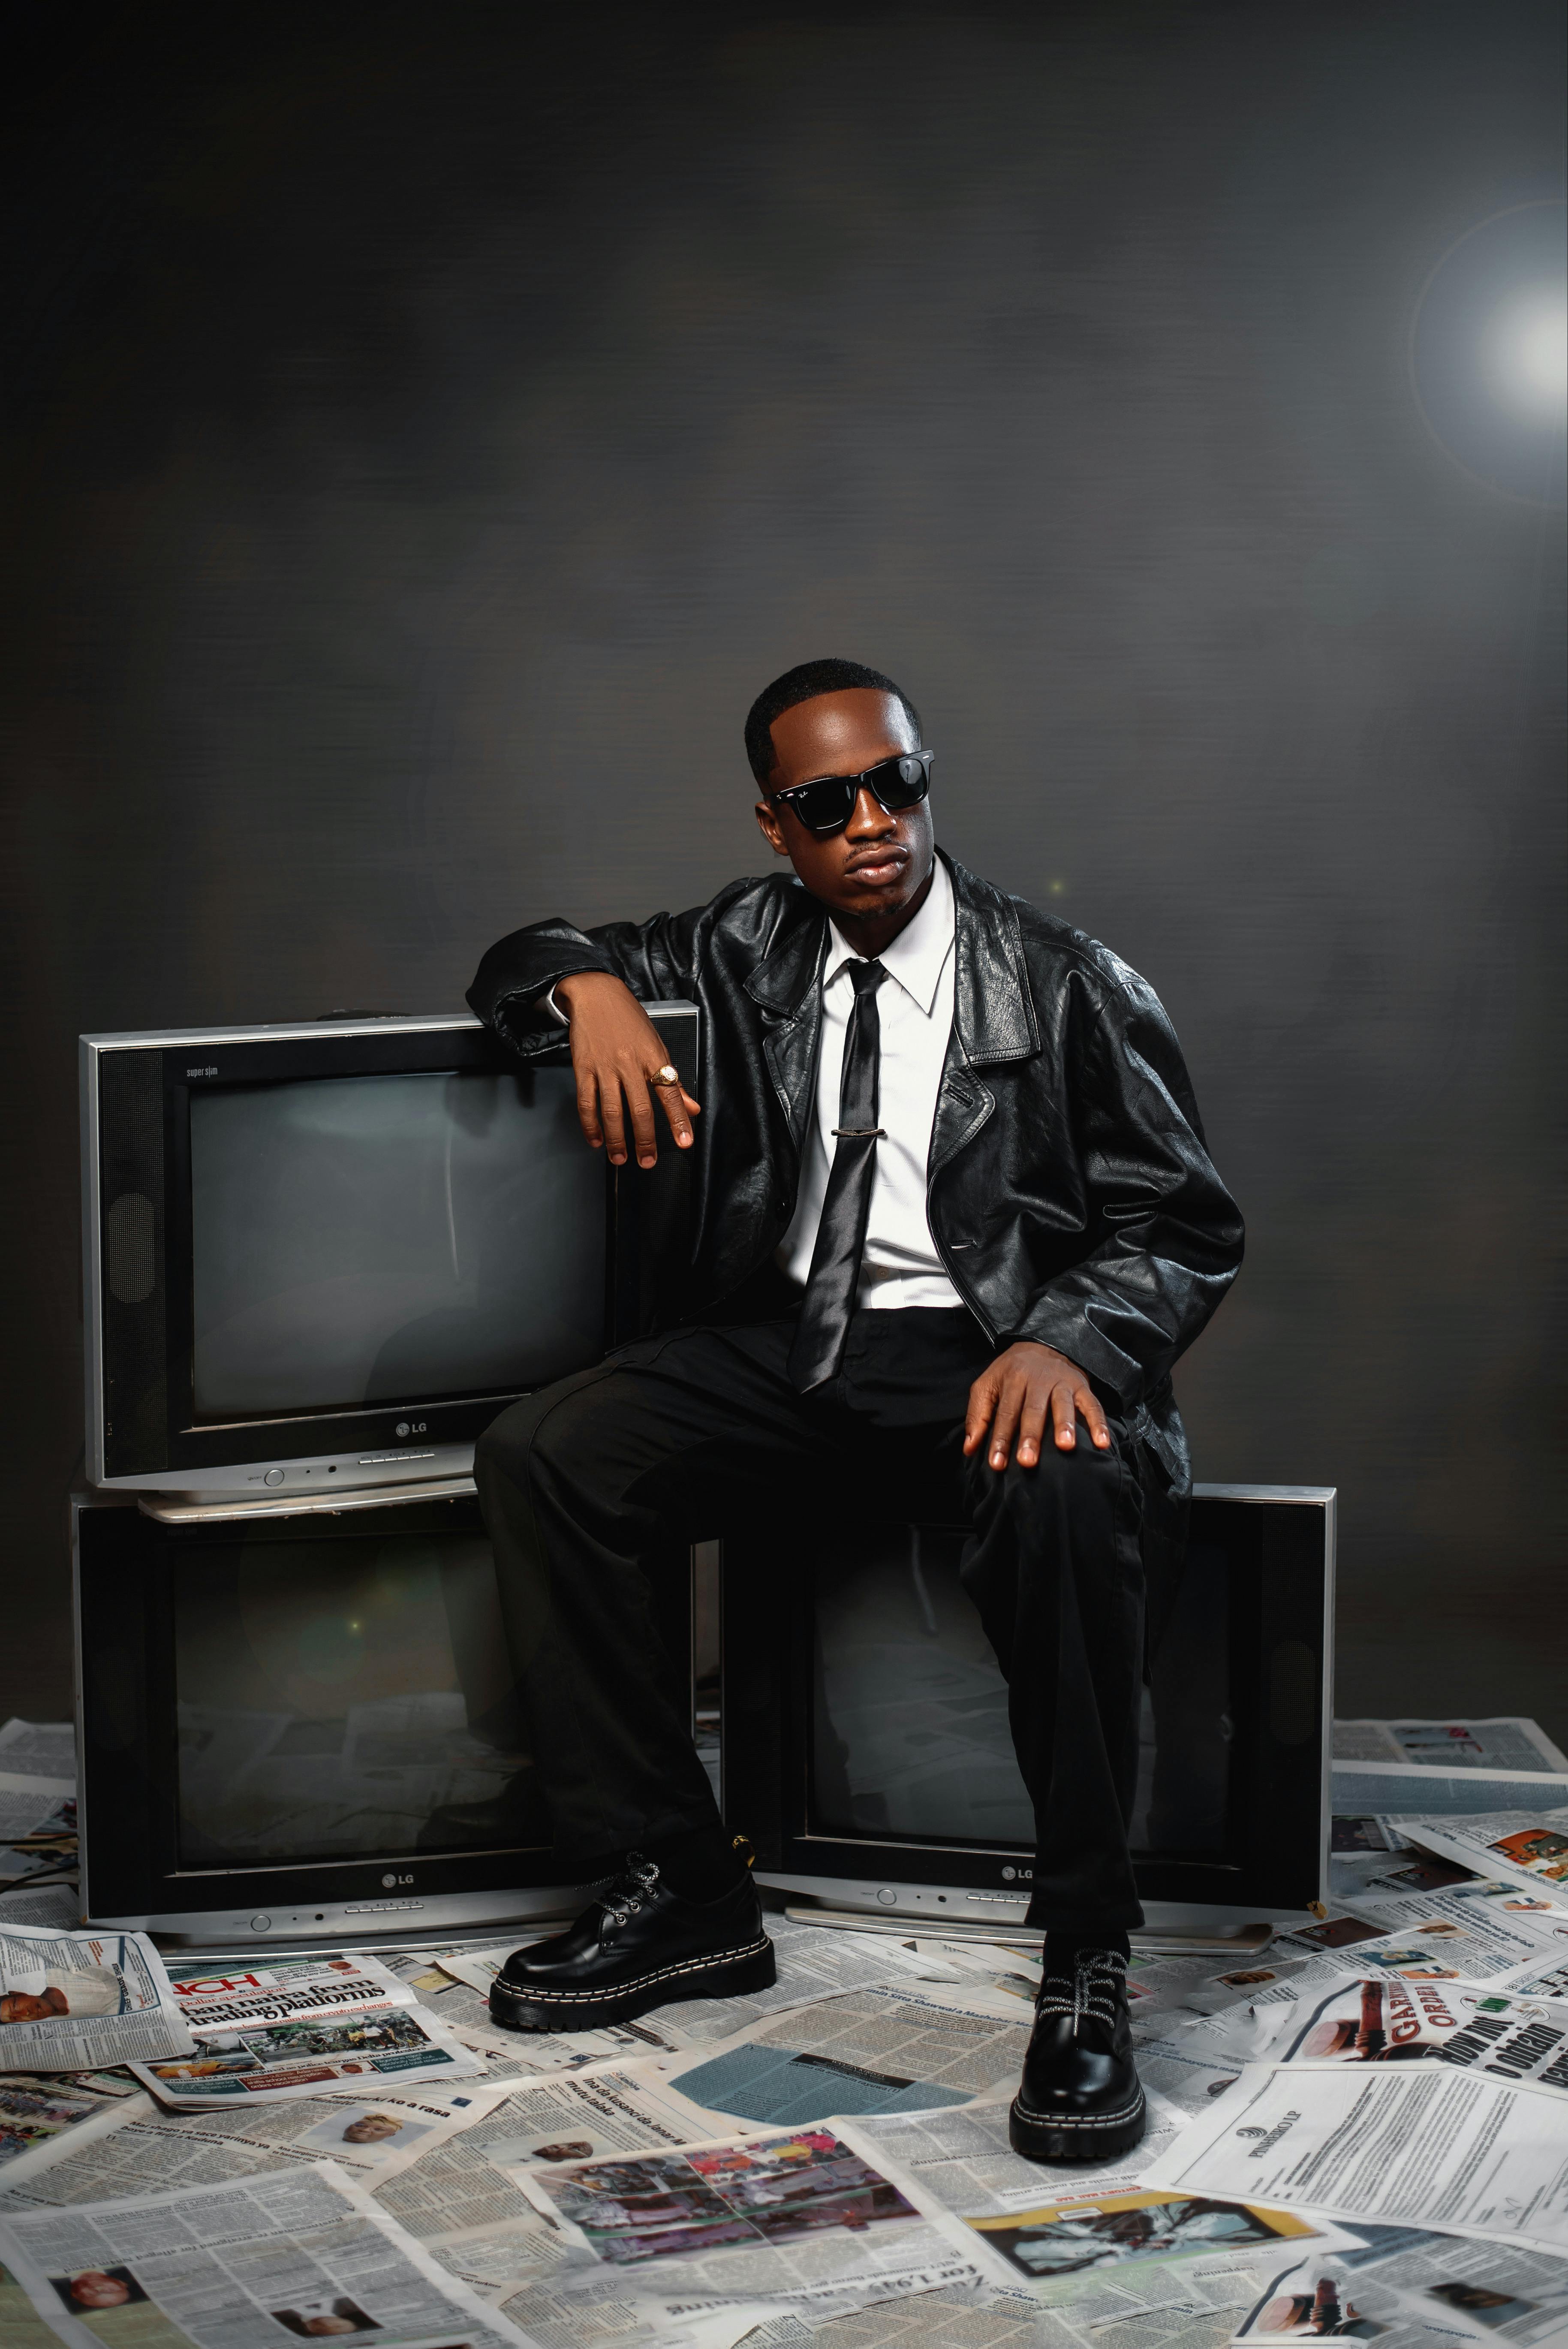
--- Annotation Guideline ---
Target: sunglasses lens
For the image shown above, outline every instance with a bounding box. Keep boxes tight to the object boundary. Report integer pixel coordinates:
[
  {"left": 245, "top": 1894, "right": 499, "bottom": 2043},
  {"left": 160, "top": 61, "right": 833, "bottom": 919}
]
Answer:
[
  {"left": 871, "top": 753, "right": 930, "bottom": 810},
  {"left": 790, "top": 777, "right": 857, "bottom": 833}
]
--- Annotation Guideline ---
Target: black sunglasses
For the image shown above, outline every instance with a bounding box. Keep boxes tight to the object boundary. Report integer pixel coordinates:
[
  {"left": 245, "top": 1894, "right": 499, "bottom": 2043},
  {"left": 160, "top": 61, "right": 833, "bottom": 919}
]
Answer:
[{"left": 767, "top": 750, "right": 933, "bottom": 837}]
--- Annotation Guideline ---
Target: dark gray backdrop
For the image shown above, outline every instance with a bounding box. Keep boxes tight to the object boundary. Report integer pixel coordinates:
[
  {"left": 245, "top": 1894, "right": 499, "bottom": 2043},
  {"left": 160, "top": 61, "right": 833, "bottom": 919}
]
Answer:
[{"left": 4, "top": 3, "right": 1564, "bottom": 1735}]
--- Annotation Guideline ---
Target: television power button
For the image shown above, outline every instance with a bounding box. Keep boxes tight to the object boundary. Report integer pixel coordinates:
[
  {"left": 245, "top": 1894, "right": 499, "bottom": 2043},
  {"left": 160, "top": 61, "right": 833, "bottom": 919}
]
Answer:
[
  {"left": 250, "top": 1915, "right": 271, "bottom": 1931},
  {"left": 876, "top": 1889, "right": 898, "bottom": 1906},
  {"left": 263, "top": 1470, "right": 286, "bottom": 1487}
]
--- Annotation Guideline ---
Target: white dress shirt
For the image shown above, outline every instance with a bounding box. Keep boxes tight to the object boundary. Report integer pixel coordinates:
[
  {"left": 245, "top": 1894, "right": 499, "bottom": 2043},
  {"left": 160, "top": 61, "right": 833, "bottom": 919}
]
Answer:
[{"left": 776, "top": 854, "right": 963, "bottom": 1311}]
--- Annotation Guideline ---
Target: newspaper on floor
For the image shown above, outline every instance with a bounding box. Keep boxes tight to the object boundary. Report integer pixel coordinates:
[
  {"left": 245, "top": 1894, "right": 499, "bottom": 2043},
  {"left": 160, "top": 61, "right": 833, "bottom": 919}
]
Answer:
[
  {"left": 660, "top": 1984, "right": 1032, "bottom": 2128},
  {"left": 731, "top": 2287, "right": 1074, "bottom": 2349},
  {"left": 1232, "top": 2215, "right": 1568, "bottom": 2345},
  {"left": 1270, "top": 1876, "right": 1568, "bottom": 1994},
  {"left": 0, "top": 2081, "right": 510, "bottom": 2211},
  {"left": 0, "top": 2158, "right": 539, "bottom": 2349},
  {"left": 516, "top": 2124, "right": 992, "bottom": 2319},
  {"left": 1141, "top": 2060, "right": 1568, "bottom": 2254},
  {"left": 1387, "top": 1808, "right": 1568, "bottom": 1903},
  {"left": 127, "top": 1991, "right": 480, "bottom": 2109},
  {"left": 0, "top": 2078, "right": 141, "bottom": 2191},
  {"left": 370, "top": 2063, "right": 770, "bottom": 2304},
  {"left": 0, "top": 1730, "right": 74, "bottom": 1782},
  {"left": 1334, "top": 1717, "right": 1568, "bottom": 1774},
  {"left": 417, "top": 1917, "right": 973, "bottom": 2076},
  {"left": 0, "top": 1789, "right": 76, "bottom": 1884},
  {"left": 0, "top": 1892, "right": 81, "bottom": 1933},
  {"left": 0, "top": 1921, "right": 193, "bottom": 2072},
  {"left": 1134, "top": 1970, "right": 1568, "bottom": 2118}
]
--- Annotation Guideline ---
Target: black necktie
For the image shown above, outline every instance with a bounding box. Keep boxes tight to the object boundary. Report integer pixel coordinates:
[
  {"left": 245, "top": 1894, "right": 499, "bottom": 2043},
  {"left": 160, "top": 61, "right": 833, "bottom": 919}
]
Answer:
[{"left": 787, "top": 958, "right": 888, "bottom": 1393}]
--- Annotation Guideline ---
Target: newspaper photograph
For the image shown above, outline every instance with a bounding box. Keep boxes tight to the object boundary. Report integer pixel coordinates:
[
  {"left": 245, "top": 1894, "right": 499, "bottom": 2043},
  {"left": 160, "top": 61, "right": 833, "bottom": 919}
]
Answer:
[
  {"left": 1234, "top": 2218, "right": 1568, "bottom": 2345},
  {"left": 0, "top": 2159, "right": 536, "bottom": 2349},
  {"left": 663, "top": 1985, "right": 1032, "bottom": 2128},
  {"left": 961, "top": 2186, "right": 1322, "bottom": 2292},
  {"left": 0, "top": 2080, "right": 141, "bottom": 2192},
  {"left": 0, "top": 2084, "right": 508, "bottom": 2210},
  {"left": 128, "top": 2000, "right": 479, "bottom": 2108},
  {"left": 1334, "top": 1718, "right": 1568, "bottom": 1774},
  {"left": 1143, "top": 2061, "right": 1568, "bottom": 2254},
  {"left": 0, "top": 1924, "right": 193, "bottom": 2073},
  {"left": 518, "top": 2127, "right": 990, "bottom": 2316},
  {"left": 1390, "top": 1809, "right": 1568, "bottom": 1901},
  {"left": 1273, "top": 1878, "right": 1568, "bottom": 1990}
]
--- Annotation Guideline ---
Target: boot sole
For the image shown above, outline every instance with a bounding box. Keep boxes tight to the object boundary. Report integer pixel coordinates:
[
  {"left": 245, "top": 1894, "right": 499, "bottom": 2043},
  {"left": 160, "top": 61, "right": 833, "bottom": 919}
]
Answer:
[
  {"left": 1007, "top": 2085, "right": 1146, "bottom": 2163},
  {"left": 488, "top": 1934, "right": 776, "bottom": 2033}
]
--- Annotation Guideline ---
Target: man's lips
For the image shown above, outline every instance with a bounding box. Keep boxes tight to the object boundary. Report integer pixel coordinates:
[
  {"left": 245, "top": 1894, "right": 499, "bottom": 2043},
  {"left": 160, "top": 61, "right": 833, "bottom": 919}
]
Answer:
[{"left": 843, "top": 846, "right": 908, "bottom": 882}]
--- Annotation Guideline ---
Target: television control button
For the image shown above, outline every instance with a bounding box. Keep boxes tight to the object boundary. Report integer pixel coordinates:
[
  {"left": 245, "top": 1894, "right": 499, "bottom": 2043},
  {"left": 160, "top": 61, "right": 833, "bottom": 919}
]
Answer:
[
  {"left": 876, "top": 1888, "right": 898, "bottom": 1906},
  {"left": 263, "top": 1469, "right": 286, "bottom": 1487},
  {"left": 250, "top": 1914, "right": 272, "bottom": 1931}
]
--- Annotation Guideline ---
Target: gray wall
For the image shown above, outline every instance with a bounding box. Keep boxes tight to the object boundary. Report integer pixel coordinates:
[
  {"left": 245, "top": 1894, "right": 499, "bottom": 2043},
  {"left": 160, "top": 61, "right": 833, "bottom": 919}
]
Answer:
[{"left": 4, "top": 4, "right": 1564, "bottom": 1735}]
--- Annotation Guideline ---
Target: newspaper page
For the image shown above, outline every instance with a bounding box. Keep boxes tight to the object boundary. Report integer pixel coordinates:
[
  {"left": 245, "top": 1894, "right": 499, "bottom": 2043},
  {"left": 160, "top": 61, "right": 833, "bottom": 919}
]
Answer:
[
  {"left": 424, "top": 1919, "right": 965, "bottom": 2077},
  {"left": 0, "top": 1785, "right": 76, "bottom": 1877},
  {"left": 166, "top": 1956, "right": 420, "bottom": 2033},
  {"left": 0, "top": 2159, "right": 537, "bottom": 2349},
  {"left": 1135, "top": 1973, "right": 1568, "bottom": 2117},
  {"left": 0, "top": 1893, "right": 81, "bottom": 1934},
  {"left": 841, "top": 2092, "right": 1192, "bottom": 2225},
  {"left": 1142, "top": 2061, "right": 1568, "bottom": 2254},
  {"left": 1233, "top": 2216, "right": 1568, "bottom": 2344},
  {"left": 1388, "top": 1809, "right": 1568, "bottom": 1902},
  {"left": 1334, "top": 1717, "right": 1568, "bottom": 1773},
  {"left": 128, "top": 1996, "right": 480, "bottom": 2108},
  {"left": 516, "top": 2126, "right": 991, "bottom": 2318},
  {"left": 0, "top": 2081, "right": 143, "bottom": 2192},
  {"left": 662, "top": 1985, "right": 1032, "bottom": 2127},
  {"left": 0, "top": 2084, "right": 509, "bottom": 2212},
  {"left": 0, "top": 1730, "right": 75, "bottom": 1782},
  {"left": 1270, "top": 1879, "right": 1568, "bottom": 1990},
  {"left": 0, "top": 1924, "right": 193, "bottom": 2072}
]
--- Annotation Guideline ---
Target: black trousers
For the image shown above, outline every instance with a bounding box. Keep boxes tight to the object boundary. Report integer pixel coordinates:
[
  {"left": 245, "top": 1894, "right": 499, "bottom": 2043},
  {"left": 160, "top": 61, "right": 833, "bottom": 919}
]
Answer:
[{"left": 475, "top": 1307, "right": 1149, "bottom": 1936}]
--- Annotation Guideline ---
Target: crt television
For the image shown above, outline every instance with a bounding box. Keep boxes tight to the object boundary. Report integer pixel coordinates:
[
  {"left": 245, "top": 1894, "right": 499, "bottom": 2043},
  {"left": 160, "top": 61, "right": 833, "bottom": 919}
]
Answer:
[{"left": 80, "top": 1007, "right": 696, "bottom": 1503}]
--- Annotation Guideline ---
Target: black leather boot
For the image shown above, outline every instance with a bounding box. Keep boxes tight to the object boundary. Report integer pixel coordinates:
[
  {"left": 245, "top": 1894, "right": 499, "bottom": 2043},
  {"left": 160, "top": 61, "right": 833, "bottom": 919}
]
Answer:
[
  {"left": 488, "top": 1855, "right": 776, "bottom": 2031},
  {"left": 1008, "top": 1947, "right": 1146, "bottom": 2161}
]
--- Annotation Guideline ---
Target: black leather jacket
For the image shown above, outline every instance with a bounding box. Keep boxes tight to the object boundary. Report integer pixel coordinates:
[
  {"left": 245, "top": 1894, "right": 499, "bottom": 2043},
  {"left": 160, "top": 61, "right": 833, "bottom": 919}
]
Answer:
[{"left": 467, "top": 852, "right": 1243, "bottom": 1488}]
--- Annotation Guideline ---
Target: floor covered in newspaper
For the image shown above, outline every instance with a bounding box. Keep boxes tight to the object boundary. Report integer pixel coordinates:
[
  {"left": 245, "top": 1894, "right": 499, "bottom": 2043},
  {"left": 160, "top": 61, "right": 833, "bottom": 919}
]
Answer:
[{"left": 3, "top": 1714, "right": 1567, "bottom": 2349}]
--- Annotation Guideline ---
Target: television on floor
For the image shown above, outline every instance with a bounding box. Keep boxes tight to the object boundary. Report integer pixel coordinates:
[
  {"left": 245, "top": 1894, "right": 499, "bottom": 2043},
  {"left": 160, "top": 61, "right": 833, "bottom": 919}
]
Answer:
[{"left": 80, "top": 1006, "right": 696, "bottom": 1503}]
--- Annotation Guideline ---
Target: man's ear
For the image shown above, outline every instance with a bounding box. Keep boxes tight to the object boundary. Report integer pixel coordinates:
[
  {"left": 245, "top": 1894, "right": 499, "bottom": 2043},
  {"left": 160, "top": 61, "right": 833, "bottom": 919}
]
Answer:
[{"left": 754, "top": 800, "right": 790, "bottom": 857}]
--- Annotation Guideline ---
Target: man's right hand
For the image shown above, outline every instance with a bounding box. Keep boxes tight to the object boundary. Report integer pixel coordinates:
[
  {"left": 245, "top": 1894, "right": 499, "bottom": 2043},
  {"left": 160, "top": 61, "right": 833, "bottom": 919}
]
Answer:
[{"left": 555, "top": 972, "right": 701, "bottom": 1168}]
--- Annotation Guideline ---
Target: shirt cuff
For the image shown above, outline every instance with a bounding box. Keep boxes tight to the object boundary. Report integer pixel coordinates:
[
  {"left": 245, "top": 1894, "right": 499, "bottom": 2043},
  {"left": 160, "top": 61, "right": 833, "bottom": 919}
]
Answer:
[{"left": 536, "top": 983, "right": 570, "bottom": 1027}]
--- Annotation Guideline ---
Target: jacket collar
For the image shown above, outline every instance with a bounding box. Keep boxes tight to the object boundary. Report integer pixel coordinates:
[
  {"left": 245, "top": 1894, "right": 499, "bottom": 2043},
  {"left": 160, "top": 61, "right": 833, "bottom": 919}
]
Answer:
[{"left": 743, "top": 851, "right": 1038, "bottom": 1066}]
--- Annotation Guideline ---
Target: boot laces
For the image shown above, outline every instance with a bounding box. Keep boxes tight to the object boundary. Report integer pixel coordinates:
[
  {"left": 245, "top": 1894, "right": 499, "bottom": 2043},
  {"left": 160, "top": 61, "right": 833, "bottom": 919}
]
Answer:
[
  {"left": 1036, "top": 1947, "right": 1126, "bottom": 2038},
  {"left": 595, "top": 1855, "right": 660, "bottom": 1932}
]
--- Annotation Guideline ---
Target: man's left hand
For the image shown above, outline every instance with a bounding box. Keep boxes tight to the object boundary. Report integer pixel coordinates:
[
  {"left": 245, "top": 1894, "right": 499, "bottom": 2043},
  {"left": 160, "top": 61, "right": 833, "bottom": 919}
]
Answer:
[{"left": 963, "top": 1342, "right": 1112, "bottom": 1470}]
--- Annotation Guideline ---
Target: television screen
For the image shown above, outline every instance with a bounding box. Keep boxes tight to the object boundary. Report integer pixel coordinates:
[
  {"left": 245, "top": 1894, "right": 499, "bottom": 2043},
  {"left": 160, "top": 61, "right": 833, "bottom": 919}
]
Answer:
[
  {"left": 188, "top": 1067, "right": 604, "bottom": 1419},
  {"left": 809, "top": 1525, "right": 1232, "bottom": 1862},
  {"left": 172, "top": 1518, "right": 544, "bottom": 1867}
]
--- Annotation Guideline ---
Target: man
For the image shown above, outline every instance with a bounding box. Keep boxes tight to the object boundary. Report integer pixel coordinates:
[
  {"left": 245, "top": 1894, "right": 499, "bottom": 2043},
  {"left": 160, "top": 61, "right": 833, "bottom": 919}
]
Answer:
[{"left": 466, "top": 658, "right": 1243, "bottom": 2161}]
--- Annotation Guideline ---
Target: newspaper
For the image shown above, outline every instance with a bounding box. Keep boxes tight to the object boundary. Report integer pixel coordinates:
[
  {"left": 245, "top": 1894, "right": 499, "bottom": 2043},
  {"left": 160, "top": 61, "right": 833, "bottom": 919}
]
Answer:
[
  {"left": 0, "top": 2084, "right": 508, "bottom": 2211},
  {"left": 1135, "top": 1971, "right": 1568, "bottom": 2117},
  {"left": 0, "top": 2080, "right": 141, "bottom": 2191},
  {"left": 517, "top": 2125, "right": 991, "bottom": 2318},
  {"left": 0, "top": 1785, "right": 76, "bottom": 1876},
  {"left": 1142, "top": 2061, "right": 1568, "bottom": 2253},
  {"left": 0, "top": 1730, "right": 75, "bottom": 1782},
  {"left": 662, "top": 1985, "right": 1032, "bottom": 2126},
  {"left": 129, "top": 1998, "right": 480, "bottom": 2109},
  {"left": 1334, "top": 1717, "right": 1568, "bottom": 1773},
  {"left": 1388, "top": 1808, "right": 1568, "bottom": 1901},
  {"left": 0, "top": 2158, "right": 537, "bottom": 2349},
  {"left": 0, "top": 1922, "right": 193, "bottom": 2072},
  {"left": 422, "top": 1919, "right": 960, "bottom": 2077},
  {"left": 0, "top": 1891, "right": 80, "bottom": 1933},
  {"left": 1271, "top": 1878, "right": 1568, "bottom": 1991},
  {"left": 1233, "top": 2216, "right": 1568, "bottom": 2344}
]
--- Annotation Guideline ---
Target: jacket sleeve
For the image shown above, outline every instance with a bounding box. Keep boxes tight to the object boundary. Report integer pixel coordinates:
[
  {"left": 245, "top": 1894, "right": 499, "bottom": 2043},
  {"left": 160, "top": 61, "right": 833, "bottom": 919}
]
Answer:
[
  {"left": 465, "top": 903, "right": 713, "bottom": 1062},
  {"left": 1007, "top": 975, "right": 1244, "bottom": 1406}
]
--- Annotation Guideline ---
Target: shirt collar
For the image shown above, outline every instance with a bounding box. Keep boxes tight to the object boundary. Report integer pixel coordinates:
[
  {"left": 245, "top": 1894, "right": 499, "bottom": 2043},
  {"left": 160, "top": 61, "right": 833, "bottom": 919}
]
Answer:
[{"left": 824, "top": 852, "right": 955, "bottom": 1018}]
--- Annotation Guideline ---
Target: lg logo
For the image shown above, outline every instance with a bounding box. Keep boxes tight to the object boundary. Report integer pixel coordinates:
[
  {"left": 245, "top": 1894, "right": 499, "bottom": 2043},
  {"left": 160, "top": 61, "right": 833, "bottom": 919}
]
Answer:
[
  {"left": 394, "top": 1421, "right": 427, "bottom": 1439},
  {"left": 381, "top": 1872, "right": 415, "bottom": 1888},
  {"left": 1000, "top": 1865, "right": 1034, "bottom": 1882}
]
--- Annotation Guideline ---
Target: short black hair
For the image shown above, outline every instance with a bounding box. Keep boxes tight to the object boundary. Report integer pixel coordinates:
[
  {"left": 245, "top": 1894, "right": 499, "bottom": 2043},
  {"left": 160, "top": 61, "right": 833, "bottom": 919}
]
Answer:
[{"left": 743, "top": 658, "right": 922, "bottom": 785}]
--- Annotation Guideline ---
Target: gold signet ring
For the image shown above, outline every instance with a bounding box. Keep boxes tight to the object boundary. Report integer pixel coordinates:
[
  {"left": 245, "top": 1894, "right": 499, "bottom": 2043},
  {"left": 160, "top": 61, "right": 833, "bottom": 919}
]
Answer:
[{"left": 649, "top": 1064, "right": 681, "bottom": 1087}]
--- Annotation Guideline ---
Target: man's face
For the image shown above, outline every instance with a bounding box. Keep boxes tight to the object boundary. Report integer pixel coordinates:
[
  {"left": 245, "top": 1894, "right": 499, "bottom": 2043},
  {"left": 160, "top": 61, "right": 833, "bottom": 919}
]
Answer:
[
  {"left": 342, "top": 2115, "right": 401, "bottom": 2144},
  {"left": 1, "top": 1991, "right": 63, "bottom": 2023},
  {"left": 70, "top": 2275, "right": 131, "bottom": 2309},
  {"left": 753, "top": 688, "right": 934, "bottom": 925}
]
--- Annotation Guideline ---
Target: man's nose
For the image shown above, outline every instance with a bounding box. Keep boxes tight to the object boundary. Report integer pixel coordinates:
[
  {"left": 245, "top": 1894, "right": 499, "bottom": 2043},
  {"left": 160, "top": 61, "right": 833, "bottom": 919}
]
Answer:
[{"left": 844, "top": 784, "right": 895, "bottom": 835}]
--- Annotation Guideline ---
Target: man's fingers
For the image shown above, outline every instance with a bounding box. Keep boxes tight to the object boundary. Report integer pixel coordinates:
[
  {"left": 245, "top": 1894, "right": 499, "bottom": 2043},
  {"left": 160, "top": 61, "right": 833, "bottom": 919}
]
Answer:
[
  {"left": 1077, "top": 1385, "right": 1113, "bottom": 1449},
  {"left": 1050, "top": 1382, "right": 1079, "bottom": 1449},
  {"left": 574, "top": 1066, "right": 604, "bottom": 1150},
  {"left": 987, "top": 1374, "right": 1026, "bottom": 1470},
  {"left": 597, "top": 1071, "right": 629, "bottom": 1165},
  {"left": 654, "top": 1082, "right": 699, "bottom": 1149},
  {"left": 623, "top": 1070, "right": 659, "bottom": 1168},
  {"left": 1015, "top": 1388, "right": 1051, "bottom": 1468},
  {"left": 962, "top": 1373, "right": 1000, "bottom": 1455}
]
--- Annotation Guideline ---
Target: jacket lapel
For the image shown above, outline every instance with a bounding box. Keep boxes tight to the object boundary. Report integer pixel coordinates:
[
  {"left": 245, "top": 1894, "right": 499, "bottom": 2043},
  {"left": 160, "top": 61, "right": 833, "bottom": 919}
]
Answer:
[
  {"left": 743, "top": 887, "right": 828, "bottom": 1150},
  {"left": 929, "top": 857, "right": 1038, "bottom": 1175}
]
